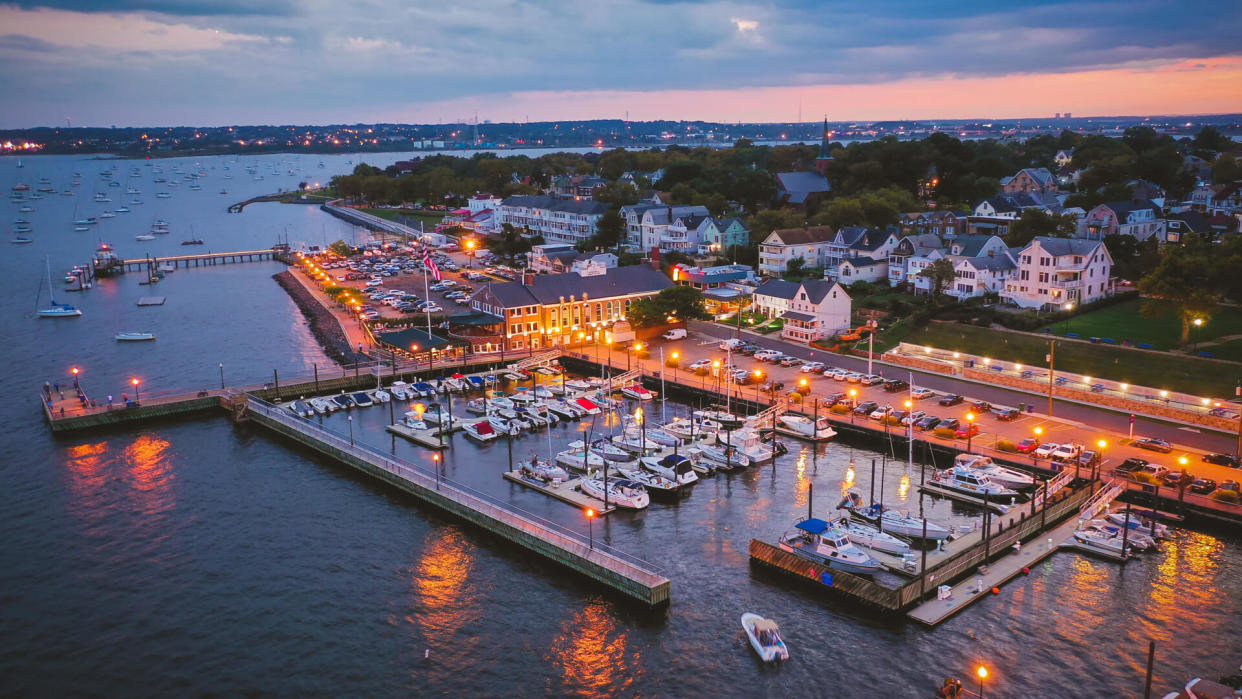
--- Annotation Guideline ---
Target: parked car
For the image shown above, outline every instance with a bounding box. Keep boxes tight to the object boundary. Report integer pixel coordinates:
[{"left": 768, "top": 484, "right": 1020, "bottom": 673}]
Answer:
[
  {"left": 861, "top": 375, "right": 884, "bottom": 386},
  {"left": 869, "top": 406, "right": 893, "bottom": 421},
  {"left": 800, "top": 362, "right": 825, "bottom": 373},
  {"left": 1016, "top": 438, "right": 1040, "bottom": 454},
  {"left": 915, "top": 416, "right": 941, "bottom": 431},
  {"left": 854, "top": 401, "right": 879, "bottom": 416},
  {"left": 1159, "top": 471, "right": 1184, "bottom": 488},
  {"left": 822, "top": 392, "right": 847, "bottom": 407},
  {"left": 1116, "top": 457, "right": 1149, "bottom": 474},
  {"left": 1050, "top": 443, "right": 1082, "bottom": 462},
  {"left": 911, "top": 387, "right": 935, "bottom": 400},
  {"left": 1133, "top": 463, "right": 1170, "bottom": 480},
  {"left": 1189, "top": 478, "right": 1218, "bottom": 495},
  {"left": 754, "top": 349, "right": 782, "bottom": 362},
  {"left": 662, "top": 328, "right": 687, "bottom": 340},
  {"left": 955, "top": 422, "right": 980, "bottom": 439},
  {"left": 1078, "top": 450, "right": 1100, "bottom": 468},
  {"left": 939, "top": 418, "right": 960, "bottom": 431},
  {"left": 971, "top": 399, "right": 992, "bottom": 412},
  {"left": 994, "top": 408, "right": 1021, "bottom": 421},
  {"left": 938, "top": 394, "right": 964, "bottom": 407},
  {"left": 1134, "top": 437, "right": 1174, "bottom": 454},
  {"left": 845, "top": 372, "right": 864, "bottom": 383},
  {"left": 829, "top": 370, "right": 848, "bottom": 381},
  {"left": 1033, "top": 442, "right": 1059, "bottom": 459},
  {"left": 1220, "top": 480, "right": 1240, "bottom": 494},
  {"left": 882, "top": 379, "right": 909, "bottom": 393},
  {"left": 901, "top": 410, "right": 926, "bottom": 426},
  {"left": 1202, "top": 453, "right": 1241, "bottom": 468},
  {"left": 779, "top": 356, "right": 803, "bottom": 367}
]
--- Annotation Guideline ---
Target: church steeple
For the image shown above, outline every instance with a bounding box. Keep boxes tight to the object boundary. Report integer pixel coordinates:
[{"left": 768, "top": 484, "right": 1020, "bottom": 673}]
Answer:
[
  {"left": 815, "top": 118, "right": 833, "bottom": 176},
  {"left": 818, "top": 118, "right": 831, "bottom": 157}
]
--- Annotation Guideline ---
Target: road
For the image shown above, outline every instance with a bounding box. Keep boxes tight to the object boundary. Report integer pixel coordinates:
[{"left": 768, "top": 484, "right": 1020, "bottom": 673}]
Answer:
[{"left": 646, "top": 321, "right": 1242, "bottom": 491}]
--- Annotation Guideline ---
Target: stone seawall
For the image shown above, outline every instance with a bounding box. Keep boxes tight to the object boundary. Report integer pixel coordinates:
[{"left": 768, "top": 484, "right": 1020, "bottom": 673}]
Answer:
[{"left": 273, "top": 271, "right": 367, "bottom": 366}]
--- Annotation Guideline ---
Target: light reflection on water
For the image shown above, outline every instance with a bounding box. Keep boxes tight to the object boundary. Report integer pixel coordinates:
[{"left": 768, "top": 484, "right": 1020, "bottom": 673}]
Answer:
[{"left": 547, "top": 601, "right": 638, "bottom": 696}]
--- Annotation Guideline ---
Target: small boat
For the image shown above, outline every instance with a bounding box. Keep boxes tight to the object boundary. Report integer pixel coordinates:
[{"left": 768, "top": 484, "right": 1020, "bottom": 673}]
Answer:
[
  {"left": 610, "top": 432, "right": 663, "bottom": 455},
  {"left": 181, "top": 239, "right": 204, "bottom": 245},
  {"left": 617, "top": 467, "right": 680, "bottom": 500},
  {"left": 349, "top": 391, "right": 374, "bottom": 407},
  {"left": 509, "top": 389, "right": 537, "bottom": 403},
  {"left": 10, "top": 235, "right": 33, "bottom": 244},
  {"left": 563, "top": 379, "right": 591, "bottom": 391},
  {"left": 590, "top": 438, "right": 635, "bottom": 463},
  {"left": 741, "top": 613, "right": 789, "bottom": 663},
  {"left": 693, "top": 444, "right": 749, "bottom": 471},
  {"left": 287, "top": 400, "right": 315, "bottom": 418},
  {"left": 836, "top": 517, "right": 911, "bottom": 555},
  {"left": 579, "top": 477, "right": 649, "bottom": 509},
  {"left": 727, "top": 427, "right": 786, "bottom": 463},
  {"left": 954, "top": 454, "right": 1035, "bottom": 490},
  {"left": 308, "top": 397, "right": 334, "bottom": 414},
  {"left": 486, "top": 416, "right": 522, "bottom": 435},
  {"left": 99, "top": 211, "right": 115, "bottom": 218},
  {"left": 331, "top": 394, "right": 355, "bottom": 410},
  {"left": 932, "top": 466, "right": 1020, "bottom": 500},
  {"left": 372, "top": 389, "right": 391, "bottom": 403},
  {"left": 115, "top": 332, "right": 155, "bottom": 342},
  {"left": 135, "top": 234, "right": 156, "bottom": 241},
  {"left": 620, "top": 384, "right": 655, "bottom": 400},
  {"left": 642, "top": 429, "right": 681, "bottom": 447},
  {"left": 546, "top": 400, "right": 584, "bottom": 420},
  {"left": 1087, "top": 520, "right": 1157, "bottom": 551},
  {"left": 661, "top": 417, "right": 719, "bottom": 441},
  {"left": 464, "top": 398, "right": 489, "bottom": 415},
  {"left": 837, "top": 492, "right": 952, "bottom": 540},
  {"left": 388, "top": 381, "right": 411, "bottom": 401},
  {"left": 1103, "top": 511, "right": 1171, "bottom": 539},
  {"left": 777, "top": 413, "right": 837, "bottom": 441},
  {"left": 694, "top": 409, "right": 742, "bottom": 426},
  {"left": 462, "top": 420, "right": 500, "bottom": 443},
  {"left": 156, "top": 192, "right": 171, "bottom": 198},
  {"left": 466, "top": 376, "right": 485, "bottom": 390},
  {"left": 496, "top": 408, "right": 534, "bottom": 431},
  {"left": 488, "top": 395, "right": 516, "bottom": 410},
  {"left": 1071, "top": 523, "right": 1136, "bottom": 558},
  {"left": 517, "top": 455, "right": 570, "bottom": 484},
  {"left": 777, "top": 518, "right": 884, "bottom": 575},
  {"left": 402, "top": 417, "right": 428, "bottom": 430},
  {"left": 574, "top": 397, "right": 601, "bottom": 415},
  {"left": 556, "top": 442, "right": 606, "bottom": 471},
  {"left": 412, "top": 382, "right": 436, "bottom": 396},
  {"left": 518, "top": 403, "right": 558, "bottom": 427},
  {"left": 640, "top": 453, "right": 699, "bottom": 487},
  {"left": 37, "top": 257, "right": 82, "bottom": 318}
]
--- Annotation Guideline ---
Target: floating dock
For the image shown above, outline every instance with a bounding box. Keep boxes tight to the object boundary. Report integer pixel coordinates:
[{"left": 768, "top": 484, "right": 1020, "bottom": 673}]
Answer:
[
  {"left": 502, "top": 471, "right": 616, "bottom": 514},
  {"left": 136, "top": 296, "right": 166, "bottom": 306},
  {"left": 386, "top": 422, "right": 450, "bottom": 449}
]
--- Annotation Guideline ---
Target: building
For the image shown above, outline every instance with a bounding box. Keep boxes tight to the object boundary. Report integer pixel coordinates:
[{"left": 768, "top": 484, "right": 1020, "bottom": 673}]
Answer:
[
  {"left": 550, "top": 174, "right": 608, "bottom": 199},
  {"left": 1000, "top": 168, "right": 1057, "bottom": 194},
  {"left": 949, "top": 255, "right": 1016, "bottom": 300},
  {"left": 494, "top": 195, "right": 607, "bottom": 245},
  {"left": 836, "top": 257, "right": 888, "bottom": 284},
  {"left": 814, "top": 119, "right": 834, "bottom": 176},
  {"left": 671, "top": 263, "right": 754, "bottom": 290},
  {"left": 661, "top": 213, "right": 712, "bottom": 254},
  {"left": 1000, "top": 237, "right": 1113, "bottom": 311},
  {"left": 620, "top": 204, "right": 710, "bottom": 252},
  {"left": 466, "top": 264, "right": 673, "bottom": 351},
  {"left": 826, "top": 228, "right": 899, "bottom": 282},
  {"left": 699, "top": 217, "right": 750, "bottom": 255},
  {"left": 1164, "top": 211, "right": 1239, "bottom": 243},
  {"left": 947, "top": 234, "right": 1010, "bottom": 259},
  {"left": 754, "top": 279, "right": 851, "bottom": 343},
  {"left": 900, "top": 211, "right": 968, "bottom": 238},
  {"left": 774, "top": 171, "right": 831, "bottom": 210},
  {"left": 527, "top": 244, "right": 618, "bottom": 274},
  {"left": 758, "top": 226, "right": 834, "bottom": 277},
  {"left": 1054, "top": 149, "right": 1075, "bottom": 168},
  {"left": 1082, "top": 200, "right": 1163, "bottom": 241},
  {"left": 887, "top": 233, "right": 946, "bottom": 288}
]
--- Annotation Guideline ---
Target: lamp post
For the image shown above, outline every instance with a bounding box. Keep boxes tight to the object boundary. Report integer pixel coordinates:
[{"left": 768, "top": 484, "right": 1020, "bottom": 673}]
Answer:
[
  {"left": 670, "top": 352, "right": 679, "bottom": 385},
  {"left": 965, "top": 412, "right": 975, "bottom": 453},
  {"left": 585, "top": 508, "right": 596, "bottom": 549},
  {"left": 71, "top": 366, "right": 80, "bottom": 389},
  {"left": 131, "top": 377, "right": 140, "bottom": 405},
  {"left": 848, "top": 388, "right": 857, "bottom": 422},
  {"left": 1062, "top": 302, "right": 1074, "bottom": 335},
  {"left": 1096, "top": 439, "right": 1107, "bottom": 481},
  {"left": 1192, "top": 317, "right": 1204, "bottom": 354},
  {"left": 218, "top": 363, "right": 225, "bottom": 390},
  {"left": 753, "top": 369, "right": 763, "bottom": 405},
  {"left": 348, "top": 415, "right": 354, "bottom": 446},
  {"left": 977, "top": 666, "right": 988, "bottom": 699}
]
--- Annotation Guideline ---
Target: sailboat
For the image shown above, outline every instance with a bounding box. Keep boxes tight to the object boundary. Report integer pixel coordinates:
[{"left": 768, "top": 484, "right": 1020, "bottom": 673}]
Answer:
[{"left": 37, "top": 256, "right": 82, "bottom": 318}]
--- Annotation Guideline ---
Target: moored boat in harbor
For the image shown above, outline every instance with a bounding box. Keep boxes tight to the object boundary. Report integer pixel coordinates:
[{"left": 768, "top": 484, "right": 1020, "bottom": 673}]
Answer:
[{"left": 777, "top": 517, "right": 884, "bottom": 575}]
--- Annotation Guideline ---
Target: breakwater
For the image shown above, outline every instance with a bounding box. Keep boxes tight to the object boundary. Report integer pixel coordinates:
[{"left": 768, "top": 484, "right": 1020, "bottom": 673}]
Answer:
[{"left": 273, "top": 270, "right": 367, "bottom": 365}]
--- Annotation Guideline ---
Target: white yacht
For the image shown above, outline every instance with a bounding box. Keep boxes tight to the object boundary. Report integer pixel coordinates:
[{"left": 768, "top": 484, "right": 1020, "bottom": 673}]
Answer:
[
  {"left": 639, "top": 453, "right": 698, "bottom": 487},
  {"left": 1071, "top": 523, "right": 1136, "bottom": 558},
  {"left": 517, "top": 455, "right": 570, "bottom": 484},
  {"left": 579, "top": 477, "right": 649, "bottom": 510},
  {"left": 777, "top": 413, "right": 837, "bottom": 441},
  {"left": 691, "top": 443, "right": 749, "bottom": 471},
  {"left": 462, "top": 420, "right": 501, "bottom": 443},
  {"left": 661, "top": 417, "right": 718, "bottom": 442},
  {"left": 932, "top": 466, "right": 1020, "bottom": 499},
  {"left": 1104, "top": 511, "right": 1170, "bottom": 539},
  {"left": 556, "top": 442, "right": 606, "bottom": 472},
  {"left": 835, "top": 517, "right": 911, "bottom": 555},
  {"left": 954, "top": 454, "right": 1035, "bottom": 490},
  {"left": 723, "top": 426, "right": 785, "bottom": 463},
  {"left": 837, "top": 492, "right": 952, "bottom": 540},
  {"left": 777, "top": 518, "right": 884, "bottom": 575}
]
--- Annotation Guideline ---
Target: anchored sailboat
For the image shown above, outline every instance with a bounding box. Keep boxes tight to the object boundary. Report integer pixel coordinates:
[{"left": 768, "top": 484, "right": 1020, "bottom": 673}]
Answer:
[{"left": 37, "top": 256, "right": 82, "bottom": 318}]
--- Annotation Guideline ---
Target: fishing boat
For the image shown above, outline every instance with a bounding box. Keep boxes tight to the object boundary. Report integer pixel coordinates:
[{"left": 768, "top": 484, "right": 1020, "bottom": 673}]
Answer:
[
  {"left": 574, "top": 397, "right": 602, "bottom": 415},
  {"left": 462, "top": 420, "right": 500, "bottom": 443},
  {"left": 617, "top": 467, "right": 680, "bottom": 500},
  {"left": 777, "top": 413, "right": 837, "bottom": 441},
  {"left": 349, "top": 391, "right": 374, "bottom": 407},
  {"left": 931, "top": 466, "right": 1020, "bottom": 499},
  {"left": 639, "top": 453, "right": 699, "bottom": 487},
  {"left": 579, "top": 477, "right": 649, "bottom": 510},
  {"left": 556, "top": 442, "right": 606, "bottom": 472},
  {"left": 777, "top": 518, "right": 884, "bottom": 575},
  {"left": 836, "top": 517, "right": 912, "bottom": 555},
  {"left": 115, "top": 332, "right": 155, "bottom": 342},
  {"left": 115, "top": 206, "right": 130, "bottom": 213},
  {"left": 837, "top": 492, "right": 952, "bottom": 540},
  {"left": 620, "top": 384, "right": 655, "bottom": 400},
  {"left": 741, "top": 613, "right": 789, "bottom": 663},
  {"left": 954, "top": 454, "right": 1035, "bottom": 490},
  {"left": 37, "top": 256, "right": 82, "bottom": 318},
  {"left": 692, "top": 443, "right": 749, "bottom": 471},
  {"left": 517, "top": 455, "right": 570, "bottom": 484}
]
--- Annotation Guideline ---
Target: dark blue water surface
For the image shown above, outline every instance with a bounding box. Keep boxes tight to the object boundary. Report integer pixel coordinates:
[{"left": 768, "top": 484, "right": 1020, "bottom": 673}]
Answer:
[{"left": 2, "top": 154, "right": 1239, "bottom": 698}]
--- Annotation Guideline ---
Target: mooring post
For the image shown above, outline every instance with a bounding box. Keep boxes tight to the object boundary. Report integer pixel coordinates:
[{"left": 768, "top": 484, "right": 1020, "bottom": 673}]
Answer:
[{"left": 273, "top": 369, "right": 280, "bottom": 399}]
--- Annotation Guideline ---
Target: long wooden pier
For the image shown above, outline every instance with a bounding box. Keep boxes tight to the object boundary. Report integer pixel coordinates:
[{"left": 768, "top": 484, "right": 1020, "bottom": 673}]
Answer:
[
  {"left": 247, "top": 398, "right": 668, "bottom": 607},
  {"left": 120, "top": 248, "right": 282, "bottom": 271}
]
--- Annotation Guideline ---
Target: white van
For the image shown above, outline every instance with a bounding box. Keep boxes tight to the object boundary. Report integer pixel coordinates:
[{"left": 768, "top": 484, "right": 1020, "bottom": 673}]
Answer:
[
  {"left": 719, "top": 338, "right": 743, "bottom": 351},
  {"left": 662, "top": 329, "right": 687, "bottom": 340}
]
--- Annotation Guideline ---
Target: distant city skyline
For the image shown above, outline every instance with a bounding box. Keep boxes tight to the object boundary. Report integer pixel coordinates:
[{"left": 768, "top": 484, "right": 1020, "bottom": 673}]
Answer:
[{"left": 2, "top": 1, "right": 1241, "bottom": 128}]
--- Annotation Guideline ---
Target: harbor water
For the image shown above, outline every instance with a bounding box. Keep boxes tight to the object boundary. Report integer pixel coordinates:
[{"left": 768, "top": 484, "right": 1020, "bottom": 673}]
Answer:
[{"left": 2, "top": 154, "right": 1240, "bottom": 697}]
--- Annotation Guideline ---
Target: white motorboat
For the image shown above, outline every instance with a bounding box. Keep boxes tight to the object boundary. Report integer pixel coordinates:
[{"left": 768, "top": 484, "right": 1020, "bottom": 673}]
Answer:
[
  {"left": 517, "top": 455, "right": 570, "bottom": 484},
  {"left": 1072, "top": 523, "right": 1136, "bottom": 558},
  {"left": 741, "top": 613, "right": 789, "bottom": 663},
  {"left": 617, "top": 467, "right": 680, "bottom": 500},
  {"left": 590, "top": 439, "right": 634, "bottom": 463},
  {"left": 692, "top": 444, "right": 749, "bottom": 471},
  {"left": 954, "top": 454, "right": 1035, "bottom": 489},
  {"left": 487, "top": 416, "right": 523, "bottom": 436},
  {"left": 573, "top": 397, "right": 602, "bottom": 415},
  {"left": 488, "top": 395, "right": 516, "bottom": 410},
  {"left": 837, "top": 492, "right": 952, "bottom": 540},
  {"left": 777, "top": 413, "right": 837, "bottom": 441},
  {"left": 723, "top": 426, "right": 786, "bottom": 463},
  {"left": 388, "top": 381, "right": 411, "bottom": 401},
  {"left": 545, "top": 400, "right": 583, "bottom": 420},
  {"left": 563, "top": 379, "right": 591, "bottom": 391},
  {"left": 115, "top": 332, "right": 155, "bottom": 342},
  {"left": 134, "top": 233, "right": 156, "bottom": 241},
  {"left": 372, "top": 389, "right": 392, "bottom": 403},
  {"left": 639, "top": 453, "right": 699, "bottom": 487},
  {"left": 509, "top": 389, "right": 537, "bottom": 403},
  {"left": 661, "top": 417, "right": 718, "bottom": 441},
  {"left": 579, "top": 477, "right": 649, "bottom": 510},
  {"left": 308, "top": 397, "right": 334, "bottom": 414},
  {"left": 287, "top": 400, "right": 315, "bottom": 418},
  {"left": 533, "top": 387, "right": 555, "bottom": 399},
  {"left": 1088, "top": 519, "right": 1157, "bottom": 550},
  {"left": 694, "top": 409, "right": 742, "bottom": 426},
  {"left": 610, "top": 432, "right": 662, "bottom": 455},
  {"left": 401, "top": 417, "right": 429, "bottom": 430},
  {"left": 462, "top": 420, "right": 501, "bottom": 443},
  {"left": 464, "top": 398, "right": 489, "bottom": 415},
  {"left": 932, "top": 466, "right": 1020, "bottom": 500},
  {"left": 836, "top": 517, "right": 911, "bottom": 555},
  {"left": 620, "top": 384, "right": 655, "bottom": 400},
  {"left": 777, "top": 518, "right": 884, "bottom": 575},
  {"left": 349, "top": 391, "right": 374, "bottom": 408},
  {"left": 1103, "top": 511, "right": 1170, "bottom": 539},
  {"left": 519, "top": 403, "right": 558, "bottom": 426},
  {"left": 556, "top": 442, "right": 606, "bottom": 471}
]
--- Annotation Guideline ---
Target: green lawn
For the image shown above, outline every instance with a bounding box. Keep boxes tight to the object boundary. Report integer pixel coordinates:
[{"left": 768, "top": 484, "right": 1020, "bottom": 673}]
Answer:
[
  {"left": 895, "top": 321, "right": 1237, "bottom": 397},
  {"left": 1199, "top": 337, "right": 1242, "bottom": 363},
  {"left": 1038, "top": 298, "right": 1242, "bottom": 350},
  {"left": 360, "top": 208, "right": 448, "bottom": 226}
]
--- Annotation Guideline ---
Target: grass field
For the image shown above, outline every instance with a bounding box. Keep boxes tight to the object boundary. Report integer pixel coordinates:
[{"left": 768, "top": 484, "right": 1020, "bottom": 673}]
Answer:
[
  {"left": 896, "top": 321, "right": 1238, "bottom": 398},
  {"left": 1200, "top": 337, "right": 1242, "bottom": 363},
  {"left": 1038, "top": 298, "right": 1242, "bottom": 350},
  {"left": 360, "top": 208, "right": 448, "bottom": 226}
]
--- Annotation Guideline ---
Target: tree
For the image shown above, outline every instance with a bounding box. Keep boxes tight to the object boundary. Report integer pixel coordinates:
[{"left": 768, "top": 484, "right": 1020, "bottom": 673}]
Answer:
[
  {"left": 590, "top": 207, "right": 626, "bottom": 250},
  {"left": 327, "top": 240, "right": 355, "bottom": 257},
  {"left": 594, "top": 181, "right": 640, "bottom": 206},
  {"left": 1138, "top": 236, "right": 1219, "bottom": 344},
  {"left": 785, "top": 257, "right": 806, "bottom": 279},
  {"left": 1005, "top": 209, "right": 1078, "bottom": 247},
  {"left": 919, "top": 258, "right": 957, "bottom": 303},
  {"left": 627, "top": 286, "right": 710, "bottom": 327},
  {"left": 746, "top": 208, "right": 805, "bottom": 243},
  {"left": 1192, "top": 126, "right": 1234, "bottom": 156}
]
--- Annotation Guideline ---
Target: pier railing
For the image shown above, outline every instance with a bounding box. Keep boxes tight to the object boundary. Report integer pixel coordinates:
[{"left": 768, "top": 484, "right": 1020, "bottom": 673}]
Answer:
[{"left": 246, "top": 397, "right": 667, "bottom": 583}]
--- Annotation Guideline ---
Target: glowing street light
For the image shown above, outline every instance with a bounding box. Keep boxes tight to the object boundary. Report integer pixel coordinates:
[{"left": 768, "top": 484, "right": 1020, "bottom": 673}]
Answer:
[
  {"left": 965, "top": 412, "right": 976, "bottom": 453},
  {"left": 131, "top": 377, "right": 141, "bottom": 404},
  {"left": 585, "top": 507, "right": 596, "bottom": 549},
  {"left": 977, "top": 666, "right": 988, "bottom": 698}
]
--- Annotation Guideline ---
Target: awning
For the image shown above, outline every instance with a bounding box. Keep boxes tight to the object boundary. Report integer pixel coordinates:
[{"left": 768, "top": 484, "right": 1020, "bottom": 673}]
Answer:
[
  {"left": 795, "top": 518, "right": 830, "bottom": 534},
  {"left": 780, "top": 311, "right": 815, "bottom": 322},
  {"left": 446, "top": 311, "right": 504, "bottom": 326},
  {"left": 703, "top": 287, "right": 743, "bottom": 300},
  {"left": 375, "top": 327, "right": 452, "bottom": 352}
]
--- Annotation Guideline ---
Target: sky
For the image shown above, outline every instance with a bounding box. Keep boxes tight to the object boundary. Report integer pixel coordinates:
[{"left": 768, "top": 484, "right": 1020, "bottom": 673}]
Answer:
[{"left": 2, "top": 0, "right": 1241, "bottom": 128}]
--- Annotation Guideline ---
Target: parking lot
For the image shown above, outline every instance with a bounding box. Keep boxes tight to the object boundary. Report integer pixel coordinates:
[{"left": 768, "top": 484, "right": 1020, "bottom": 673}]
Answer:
[{"left": 648, "top": 331, "right": 1242, "bottom": 499}]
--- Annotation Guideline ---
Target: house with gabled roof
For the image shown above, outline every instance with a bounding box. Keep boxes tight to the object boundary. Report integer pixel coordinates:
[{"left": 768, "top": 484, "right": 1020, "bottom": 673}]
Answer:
[
  {"left": 495, "top": 195, "right": 607, "bottom": 245},
  {"left": 774, "top": 171, "right": 831, "bottom": 210},
  {"left": 1000, "top": 167, "right": 1057, "bottom": 194},
  {"left": 1083, "top": 200, "right": 1163, "bottom": 241},
  {"left": 1054, "top": 149, "right": 1074, "bottom": 168},
  {"left": 949, "top": 254, "right": 1016, "bottom": 300},
  {"left": 888, "top": 233, "right": 945, "bottom": 288},
  {"left": 699, "top": 217, "right": 750, "bottom": 255},
  {"left": 753, "top": 278, "right": 851, "bottom": 343},
  {"left": 1000, "top": 237, "right": 1113, "bottom": 310},
  {"left": 758, "top": 226, "right": 834, "bottom": 277}
]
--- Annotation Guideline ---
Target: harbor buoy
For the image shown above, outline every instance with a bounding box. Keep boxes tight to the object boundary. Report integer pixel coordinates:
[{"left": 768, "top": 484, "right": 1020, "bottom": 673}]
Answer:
[
  {"left": 1022, "top": 567, "right": 1030, "bottom": 575},
  {"left": 991, "top": 587, "right": 1000, "bottom": 595}
]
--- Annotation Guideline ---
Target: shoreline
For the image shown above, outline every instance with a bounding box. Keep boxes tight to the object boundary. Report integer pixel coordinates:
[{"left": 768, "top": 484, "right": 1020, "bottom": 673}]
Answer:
[{"left": 273, "top": 270, "right": 368, "bottom": 366}]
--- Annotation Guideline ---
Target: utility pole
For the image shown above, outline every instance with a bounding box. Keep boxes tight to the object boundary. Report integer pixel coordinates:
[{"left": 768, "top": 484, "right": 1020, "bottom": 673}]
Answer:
[{"left": 1046, "top": 341, "right": 1055, "bottom": 417}]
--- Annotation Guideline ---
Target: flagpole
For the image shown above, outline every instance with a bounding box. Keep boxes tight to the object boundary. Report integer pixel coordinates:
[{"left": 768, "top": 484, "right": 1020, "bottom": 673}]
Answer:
[{"left": 660, "top": 346, "right": 667, "bottom": 424}]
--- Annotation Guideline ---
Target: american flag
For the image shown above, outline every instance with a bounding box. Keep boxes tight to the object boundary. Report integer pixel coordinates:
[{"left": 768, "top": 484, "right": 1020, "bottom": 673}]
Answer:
[{"left": 422, "top": 249, "right": 442, "bottom": 281}]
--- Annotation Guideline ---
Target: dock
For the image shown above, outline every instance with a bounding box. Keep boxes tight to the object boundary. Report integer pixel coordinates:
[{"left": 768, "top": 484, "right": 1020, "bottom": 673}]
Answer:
[
  {"left": 136, "top": 296, "right": 166, "bottom": 306},
  {"left": 386, "top": 422, "right": 450, "bottom": 449},
  {"left": 119, "top": 248, "right": 284, "bottom": 271},
  {"left": 247, "top": 398, "right": 668, "bottom": 607},
  {"left": 502, "top": 472, "right": 617, "bottom": 514}
]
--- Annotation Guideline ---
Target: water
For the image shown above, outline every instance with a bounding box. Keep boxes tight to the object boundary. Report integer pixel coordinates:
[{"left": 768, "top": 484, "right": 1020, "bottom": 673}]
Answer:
[{"left": 3, "top": 154, "right": 1240, "bottom": 697}]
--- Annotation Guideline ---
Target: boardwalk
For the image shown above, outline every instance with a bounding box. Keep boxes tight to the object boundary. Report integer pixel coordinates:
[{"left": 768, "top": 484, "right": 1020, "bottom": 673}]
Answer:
[{"left": 120, "top": 248, "right": 281, "bottom": 271}]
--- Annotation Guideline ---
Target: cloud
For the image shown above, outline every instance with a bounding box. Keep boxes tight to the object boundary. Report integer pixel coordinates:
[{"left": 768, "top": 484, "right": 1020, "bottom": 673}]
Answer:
[
  {"left": 0, "top": 6, "right": 268, "bottom": 52},
  {"left": 3, "top": 0, "right": 297, "bottom": 16},
  {"left": 731, "top": 18, "right": 758, "bottom": 32}
]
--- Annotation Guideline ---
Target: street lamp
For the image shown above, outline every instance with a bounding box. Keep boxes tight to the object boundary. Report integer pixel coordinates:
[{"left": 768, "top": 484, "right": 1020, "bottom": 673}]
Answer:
[
  {"left": 131, "top": 377, "right": 140, "bottom": 404},
  {"left": 753, "top": 369, "right": 763, "bottom": 404},
  {"left": 585, "top": 508, "right": 596, "bottom": 549},
  {"left": 1193, "top": 317, "right": 1204, "bottom": 353},
  {"left": 1062, "top": 302, "right": 1074, "bottom": 335},
  {"left": 218, "top": 363, "right": 225, "bottom": 390},
  {"left": 71, "top": 366, "right": 80, "bottom": 389},
  {"left": 977, "top": 666, "right": 988, "bottom": 698},
  {"left": 347, "top": 415, "right": 354, "bottom": 445},
  {"left": 965, "top": 412, "right": 975, "bottom": 453}
]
